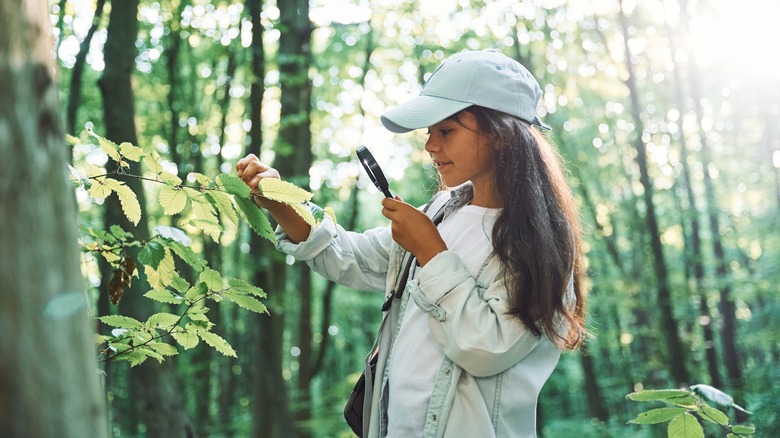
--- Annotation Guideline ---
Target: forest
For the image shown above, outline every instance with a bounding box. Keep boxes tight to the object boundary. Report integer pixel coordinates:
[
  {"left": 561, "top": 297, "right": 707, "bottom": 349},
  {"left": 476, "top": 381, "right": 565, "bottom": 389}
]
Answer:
[{"left": 0, "top": 0, "right": 778, "bottom": 437}]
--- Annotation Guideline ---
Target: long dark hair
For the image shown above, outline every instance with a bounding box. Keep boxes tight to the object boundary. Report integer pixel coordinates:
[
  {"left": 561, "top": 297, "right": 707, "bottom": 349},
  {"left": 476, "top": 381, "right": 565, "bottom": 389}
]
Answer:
[{"left": 452, "top": 106, "right": 587, "bottom": 349}]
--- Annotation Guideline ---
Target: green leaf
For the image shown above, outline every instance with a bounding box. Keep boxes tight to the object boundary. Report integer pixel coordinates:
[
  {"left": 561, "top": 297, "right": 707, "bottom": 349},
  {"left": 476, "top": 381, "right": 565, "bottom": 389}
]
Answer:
[
  {"left": 159, "top": 185, "right": 188, "bottom": 215},
  {"left": 258, "top": 178, "right": 312, "bottom": 204},
  {"left": 628, "top": 407, "right": 687, "bottom": 424},
  {"left": 137, "top": 346, "right": 165, "bottom": 363},
  {"left": 227, "top": 278, "right": 266, "bottom": 298},
  {"left": 119, "top": 142, "right": 144, "bottom": 162},
  {"left": 112, "top": 183, "right": 142, "bottom": 226},
  {"left": 138, "top": 240, "right": 166, "bottom": 269},
  {"left": 146, "top": 312, "right": 181, "bottom": 329},
  {"left": 148, "top": 342, "right": 178, "bottom": 356},
  {"left": 730, "top": 425, "right": 756, "bottom": 434},
  {"left": 290, "top": 203, "right": 316, "bottom": 226},
  {"left": 189, "top": 219, "right": 221, "bottom": 242},
  {"left": 99, "top": 315, "right": 143, "bottom": 329},
  {"left": 159, "top": 171, "right": 182, "bottom": 185},
  {"left": 199, "top": 268, "right": 223, "bottom": 290},
  {"left": 222, "top": 290, "right": 268, "bottom": 314},
  {"left": 121, "top": 351, "right": 149, "bottom": 367},
  {"left": 89, "top": 179, "right": 113, "bottom": 199},
  {"left": 667, "top": 412, "right": 704, "bottom": 438},
  {"left": 143, "top": 150, "right": 164, "bottom": 174},
  {"left": 690, "top": 384, "right": 734, "bottom": 406},
  {"left": 199, "top": 332, "right": 237, "bottom": 357},
  {"left": 96, "top": 135, "right": 122, "bottom": 162},
  {"left": 144, "top": 289, "right": 183, "bottom": 304},
  {"left": 189, "top": 172, "right": 214, "bottom": 187},
  {"left": 169, "top": 273, "right": 191, "bottom": 294},
  {"left": 216, "top": 174, "right": 251, "bottom": 198},
  {"left": 205, "top": 190, "right": 238, "bottom": 225},
  {"left": 167, "top": 241, "right": 207, "bottom": 272},
  {"left": 185, "top": 282, "right": 208, "bottom": 302},
  {"left": 324, "top": 206, "right": 337, "bottom": 224},
  {"left": 154, "top": 225, "right": 191, "bottom": 245},
  {"left": 143, "top": 248, "right": 175, "bottom": 290},
  {"left": 627, "top": 389, "right": 692, "bottom": 402},
  {"left": 235, "top": 197, "right": 274, "bottom": 241},
  {"left": 699, "top": 405, "right": 730, "bottom": 426},
  {"left": 172, "top": 331, "right": 199, "bottom": 349}
]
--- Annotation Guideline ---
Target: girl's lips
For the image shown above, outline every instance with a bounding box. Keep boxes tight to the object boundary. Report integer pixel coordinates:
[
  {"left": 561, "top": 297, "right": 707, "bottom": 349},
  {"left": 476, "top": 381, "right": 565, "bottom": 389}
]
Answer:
[{"left": 434, "top": 160, "right": 452, "bottom": 170}]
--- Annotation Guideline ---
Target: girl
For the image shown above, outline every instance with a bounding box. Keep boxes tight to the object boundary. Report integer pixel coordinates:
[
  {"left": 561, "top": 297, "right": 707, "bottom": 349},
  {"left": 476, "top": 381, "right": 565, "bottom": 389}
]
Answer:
[{"left": 236, "top": 49, "right": 586, "bottom": 438}]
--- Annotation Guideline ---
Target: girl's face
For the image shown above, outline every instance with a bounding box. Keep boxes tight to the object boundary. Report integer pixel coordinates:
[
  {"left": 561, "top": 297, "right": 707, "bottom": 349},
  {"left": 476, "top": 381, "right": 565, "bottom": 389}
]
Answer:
[{"left": 424, "top": 111, "right": 500, "bottom": 207}]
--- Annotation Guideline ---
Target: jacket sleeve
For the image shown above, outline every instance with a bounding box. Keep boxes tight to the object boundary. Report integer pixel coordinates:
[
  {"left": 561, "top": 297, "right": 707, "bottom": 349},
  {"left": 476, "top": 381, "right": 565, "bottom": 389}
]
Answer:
[
  {"left": 407, "top": 251, "right": 548, "bottom": 377},
  {"left": 275, "top": 216, "right": 394, "bottom": 292}
]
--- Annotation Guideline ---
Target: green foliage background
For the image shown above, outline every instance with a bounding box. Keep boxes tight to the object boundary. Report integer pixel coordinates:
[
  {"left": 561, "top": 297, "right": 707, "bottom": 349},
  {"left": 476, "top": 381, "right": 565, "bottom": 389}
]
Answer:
[{"left": 52, "top": 0, "right": 779, "bottom": 436}]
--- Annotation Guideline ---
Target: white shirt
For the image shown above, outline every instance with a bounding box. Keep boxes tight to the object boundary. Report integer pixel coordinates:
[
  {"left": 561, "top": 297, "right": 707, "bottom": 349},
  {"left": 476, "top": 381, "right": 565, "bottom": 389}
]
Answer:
[{"left": 387, "top": 205, "right": 499, "bottom": 437}]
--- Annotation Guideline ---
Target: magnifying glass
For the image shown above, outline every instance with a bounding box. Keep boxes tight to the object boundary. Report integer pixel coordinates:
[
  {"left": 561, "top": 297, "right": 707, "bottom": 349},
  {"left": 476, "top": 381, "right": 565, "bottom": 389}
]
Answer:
[{"left": 357, "top": 145, "right": 393, "bottom": 198}]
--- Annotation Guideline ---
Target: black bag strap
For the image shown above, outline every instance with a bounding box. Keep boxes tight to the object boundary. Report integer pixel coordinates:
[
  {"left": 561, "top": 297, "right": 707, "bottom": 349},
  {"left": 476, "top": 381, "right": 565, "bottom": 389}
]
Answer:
[{"left": 381, "top": 197, "right": 448, "bottom": 311}]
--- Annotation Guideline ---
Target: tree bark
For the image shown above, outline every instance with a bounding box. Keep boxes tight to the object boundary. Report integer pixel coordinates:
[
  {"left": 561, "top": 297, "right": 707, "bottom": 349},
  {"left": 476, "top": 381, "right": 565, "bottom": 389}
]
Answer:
[
  {"left": 276, "top": 0, "right": 314, "bottom": 433},
  {"left": 65, "top": 0, "right": 106, "bottom": 136},
  {"left": 97, "top": 1, "right": 195, "bottom": 436},
  {"left": 617, "top": 0, "right": 689, "bottom": 385},
  {"left": 0, "top": 0, "right": 108, "bottom": 436}
]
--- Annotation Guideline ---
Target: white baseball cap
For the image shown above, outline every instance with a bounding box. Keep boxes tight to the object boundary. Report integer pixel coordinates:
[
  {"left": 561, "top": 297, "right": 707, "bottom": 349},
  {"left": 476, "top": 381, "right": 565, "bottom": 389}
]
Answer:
[{"left": 381, "top": 49, "right": 550, "bottom": 133}]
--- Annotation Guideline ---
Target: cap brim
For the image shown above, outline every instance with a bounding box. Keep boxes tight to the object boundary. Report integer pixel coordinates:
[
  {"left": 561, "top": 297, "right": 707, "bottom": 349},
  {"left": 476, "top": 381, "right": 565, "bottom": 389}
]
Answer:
[{"left": 380, "top": 95, "right": 472, "bottom": 134}]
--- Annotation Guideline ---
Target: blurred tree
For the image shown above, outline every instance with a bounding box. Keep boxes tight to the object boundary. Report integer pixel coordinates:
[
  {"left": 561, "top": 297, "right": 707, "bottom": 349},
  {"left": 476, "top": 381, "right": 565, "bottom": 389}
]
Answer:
[{"left": 0, "top": 1, "right": 107, "bottom": 436}]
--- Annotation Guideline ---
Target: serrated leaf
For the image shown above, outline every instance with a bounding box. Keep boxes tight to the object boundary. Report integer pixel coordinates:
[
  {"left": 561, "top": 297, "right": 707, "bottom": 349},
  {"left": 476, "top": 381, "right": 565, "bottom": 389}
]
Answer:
[
  {"left": 119, "top": 142, "right": 144, "bottom": 161},
  {"left": 324, "top": 207, "right": 337, "bottom": 225},
  {"left": 159, "top": 185, "right": 188, "bottom": 215},
  {"left": 699, "top": 405, "right": 729, "bottom": 426},
  {"left": 146, "top": 312, "right": 181, "bottom": 329},
  {"left": 227, "top": 278, "right": 266, "bottom": 298},
  {"left": 627, "top": 389, "right": 691, "bottom": 402},
  {"left": 159, "top": 171, "right": 182, "bottom": 185},
  {"left": 205, "top": 190, "right": 238, "bottom": 225},
  {"left": 189, "top": 172, "right": 213, "bottom": 187},
  {"left": 113, "top": 184, "right": 142, "bottom": 225},
  {"left": 629, "top": 407, "right": 686, "bottom": 425},
  {"left": 690, "top": 384, "right": 734, "bottom": 406},
  {"left": 144, "top": 289, "right": 183, "bottom": 304},
  {"left": 97, "top": 136, "right": 122, "bottom": 162},
  {"left": 730, "top": 425, "right": 756, "bottom": 434},
  {"left": 122, "top": 351, "right": 149, "bottom": 367},
  {"left": 144, "top": 248, "right": 175, "bottom": 290},
  {"left": 148, "top": 342, "right": 178, "bottom": 356},
  {"left": 99, "top": 315, "right": 143, "bottom": 329},
  {"left": 89, "top": 180, "right": 113, "bottom": 199},
  {"left": 169, "top": 273, "right": 191, "bottom": 294},
  {"left": 199, "top": 268, "right": 223, "bottom": 290},
  {"left": 185, "top": 282, "right": 208, "bottom": 302},
  {"left": 143, "top": 150, "right": 164, "bottom": 174},
  {"left": 667, "top": 412, "right": 704, "bottom": 438},
  {"left": 154, "top": 225, "right": 191, "bottom": 245},
  {"left": 172, "top": 331, "right": 199, "bottom": 349},
  {"left": 167, "top": 241, "right": 207, "bottom": 272},
  {"left": 235, "top": 197, "right": 274, "bottom": 241},
  {"left": 66, "top": 134, "right": 81, "bottom": 145},
  {"left": 216, "top": 174, "right": 251, "bottom": 198},
  {"left": 222, "top": 290, "right": 268, "bottom": 314},
  {"left": 290, "top": 203, "right": 316, "bottom": 226},
  {"left": 138, "top": 240, "right": 166, "bottom": 269},
  {"left": 258, "top": 178, "right": 312, "bottom": 204},
  {"left": 136, "top": 346, "right": 165, "bottom": 363},
  {"left": 199, "top": 332, "right": 237, "bottom": 357},
  {"left": 189, "top": 219, "right": 221, "bottom": 242}
]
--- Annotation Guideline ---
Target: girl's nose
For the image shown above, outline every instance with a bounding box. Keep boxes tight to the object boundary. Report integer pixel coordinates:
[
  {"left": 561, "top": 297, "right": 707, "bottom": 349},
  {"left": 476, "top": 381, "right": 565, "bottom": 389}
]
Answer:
[{"left": 424, "top": 135, "right": 438, "bottom": 153}]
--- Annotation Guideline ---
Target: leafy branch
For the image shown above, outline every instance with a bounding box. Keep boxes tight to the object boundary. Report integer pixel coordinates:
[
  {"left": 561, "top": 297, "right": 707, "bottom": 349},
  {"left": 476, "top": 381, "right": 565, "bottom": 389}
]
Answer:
[
  {"left": 627, "top": 385, "right": 755, "bottom": 438},
  {"left": 70, "top": 129, "right": 337, "bottom": 364}
]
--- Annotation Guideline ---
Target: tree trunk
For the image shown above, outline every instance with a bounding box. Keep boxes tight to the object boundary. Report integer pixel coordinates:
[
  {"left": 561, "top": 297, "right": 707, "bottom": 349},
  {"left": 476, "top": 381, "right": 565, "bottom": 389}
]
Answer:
[
  {"left": 65, "top": 0, "right": 106, "bottom": 136},
  {"left": 618, "top": 0, "right": 689, "bottom": 385},
  {"left": 276, "top": 0, "right": 314, "bottom": 433},
  {"left": 664, "top": 16, "right": 723, "bottom": 389},
  {"left": 97, "top": 1, "right": 195, "bottom": 436},
  {"left": 0, "top": 0, "right": 107, "bottom": 436},
  {"left": 678, "top": 0, "right": 743, "bottom": 395},
  {"left": 244, "top": 0, "right": 298, "bottom": 436}
]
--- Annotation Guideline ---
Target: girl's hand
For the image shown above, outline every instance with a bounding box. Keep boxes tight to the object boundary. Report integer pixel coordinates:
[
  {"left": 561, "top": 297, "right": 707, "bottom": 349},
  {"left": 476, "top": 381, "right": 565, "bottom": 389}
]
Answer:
[
  {"left": 235, "top": 154, "right": 280, "bottom": 208},
  {"left": 381, "top": 196, "right": 447, "bottom": 266},
  {"left": 235, "top": 154, "right": 311, "bottom": 242}
]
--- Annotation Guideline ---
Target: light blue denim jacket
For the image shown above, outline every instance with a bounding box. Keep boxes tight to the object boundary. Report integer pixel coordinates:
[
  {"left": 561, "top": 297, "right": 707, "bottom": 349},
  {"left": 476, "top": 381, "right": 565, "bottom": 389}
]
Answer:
[{"left": 276, "top": 185, "right": 562, "bottom": 437}]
